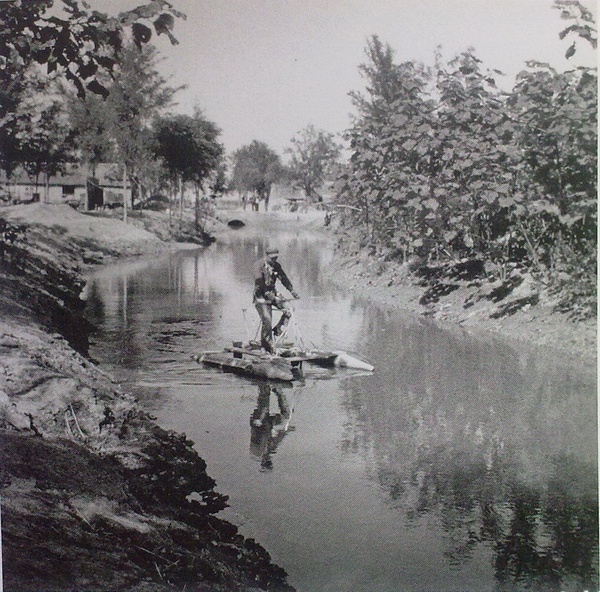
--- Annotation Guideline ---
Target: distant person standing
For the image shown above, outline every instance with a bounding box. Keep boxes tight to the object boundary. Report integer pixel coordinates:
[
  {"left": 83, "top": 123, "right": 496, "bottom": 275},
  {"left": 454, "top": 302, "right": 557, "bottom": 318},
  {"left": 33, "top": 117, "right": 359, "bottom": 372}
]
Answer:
[
  {"left": 249, "top": 194, "right": 259, "bottom": 211},
  {"left": 253, "top": 246, "right": 299, "bottom": 353}
]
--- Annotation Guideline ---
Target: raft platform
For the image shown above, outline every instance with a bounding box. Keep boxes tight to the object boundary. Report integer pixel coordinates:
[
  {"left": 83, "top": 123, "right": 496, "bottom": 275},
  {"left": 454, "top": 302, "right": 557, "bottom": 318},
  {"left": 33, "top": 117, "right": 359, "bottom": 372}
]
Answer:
[{"left": 198, "top": 341, "right": 374, "bottom": 382}]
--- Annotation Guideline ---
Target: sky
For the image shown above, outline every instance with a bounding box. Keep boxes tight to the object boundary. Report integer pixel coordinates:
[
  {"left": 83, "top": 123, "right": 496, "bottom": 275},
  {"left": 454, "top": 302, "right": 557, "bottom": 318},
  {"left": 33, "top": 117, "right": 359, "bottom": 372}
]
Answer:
[{"left": 96, "top": 0, "right": 597, "bottom": 155}]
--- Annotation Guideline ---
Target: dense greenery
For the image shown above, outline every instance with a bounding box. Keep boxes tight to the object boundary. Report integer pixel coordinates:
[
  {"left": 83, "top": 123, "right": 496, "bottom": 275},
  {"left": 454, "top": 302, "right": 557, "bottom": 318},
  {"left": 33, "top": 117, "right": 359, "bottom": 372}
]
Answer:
[
  {"left": 68, "top": 42, "right": 179, "bottom": 207},
  {"left": 0, "top": 0, "right": 183, "bottom": 103},
  {"left": 153, "top": 111, "right": 224, "bottom": 227},
  {"left": 1, "top": 0, "right": 596, "bottom": 317},
  {"left": 286, "top": 124, "right": 342, "bottom": 202},
  {"left": 229, "top": 140, "right": 283, "bottom": 210},
  {"left": 0, "top": 0, "right": 183, "bottom": 177},
  {"left": 227, "top": 128, "right": 341, "bottom": 210},
  {"left": 335, "top": 20, "right": 597, "bottom": 318}
]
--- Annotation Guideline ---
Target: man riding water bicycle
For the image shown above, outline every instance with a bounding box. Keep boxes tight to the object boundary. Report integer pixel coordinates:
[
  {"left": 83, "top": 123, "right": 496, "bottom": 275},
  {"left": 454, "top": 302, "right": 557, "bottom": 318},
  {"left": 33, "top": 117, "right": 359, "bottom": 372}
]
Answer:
[{"left": 253, "top": 246, "right": 299, "bottom": 353}]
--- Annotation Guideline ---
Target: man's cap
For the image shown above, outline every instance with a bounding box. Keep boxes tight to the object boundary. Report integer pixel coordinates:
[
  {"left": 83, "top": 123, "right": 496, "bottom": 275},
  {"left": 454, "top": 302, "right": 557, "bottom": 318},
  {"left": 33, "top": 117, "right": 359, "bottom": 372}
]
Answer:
[{"left": 266, "top": 247, "right": 279, "bottom": 255}]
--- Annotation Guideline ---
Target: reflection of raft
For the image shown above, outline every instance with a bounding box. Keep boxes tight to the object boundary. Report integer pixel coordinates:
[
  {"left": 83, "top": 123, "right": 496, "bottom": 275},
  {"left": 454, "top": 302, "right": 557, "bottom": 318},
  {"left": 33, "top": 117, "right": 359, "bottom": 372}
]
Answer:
[{"left": 198, "top": 342, "right": 374, "bottom": 382}]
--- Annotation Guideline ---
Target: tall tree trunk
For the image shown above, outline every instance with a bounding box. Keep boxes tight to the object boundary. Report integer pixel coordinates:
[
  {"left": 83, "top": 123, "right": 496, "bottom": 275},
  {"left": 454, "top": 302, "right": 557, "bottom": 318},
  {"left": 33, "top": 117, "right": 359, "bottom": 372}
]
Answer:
[
  {"left": 122, "top": 163, "right": 128, "bottom": 224},
  {"left": 179, "top": 180, "right": 184, "bottom": 229},
  {"left": 44, "top": 168, "right": 50, "bottom": 204},
  {"left": 169, "top": 177, "right": 175, "bottom": 228},
  {"left": 34, "top": 172, "right": 40, "bottom": 202},
  {"left": 194, "top": 184, "right": 200, "bottom": 231}
]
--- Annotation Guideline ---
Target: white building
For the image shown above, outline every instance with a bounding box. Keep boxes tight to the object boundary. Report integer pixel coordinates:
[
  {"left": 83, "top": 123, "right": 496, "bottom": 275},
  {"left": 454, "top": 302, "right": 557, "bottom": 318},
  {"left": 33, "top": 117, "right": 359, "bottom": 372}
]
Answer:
[{"left": 0, "top": 164, "right": 131, "bottom": 210}]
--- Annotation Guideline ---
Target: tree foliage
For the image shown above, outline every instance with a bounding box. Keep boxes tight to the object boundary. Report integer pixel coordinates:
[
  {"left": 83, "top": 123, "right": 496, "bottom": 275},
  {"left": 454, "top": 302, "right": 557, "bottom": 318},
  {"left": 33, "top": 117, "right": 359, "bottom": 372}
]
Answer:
[
  {"left": 1, "top": 67, "right": 74, "bottom": 195},
  {"left": 153, "top": 112, "right": 223, "bottom": 186},
  {"left": 110, "top": 43, "right": 178, "bottom": 203},
  {"left": 1, "top": 0, "right": 184, "bottom": 204},
  {"left": 230, "top": 141, "right": 283, "bottom": 208},
  {"left": 336, "top": 28, "right": 597, "bottom": 318},
  {"left": 67, "top": 89, "right": 116, "bottom": 176},
  {"left": 153, "top": 110, "right": 224, "bottom": 227},
  {"left": 66, "top": 42, "right": 178, "bottom": 206},
  {"left": 286, "top": 124, "right": 342, "bottom": 201},
  {"left": 553, "top": 0, "right": 597, "bottom": 57},
  {"left": 17, "top": 100, "right": 74, "bottom": 200},
  {"left": 0, "top": 0, "right": 184, "bottom": 108}
]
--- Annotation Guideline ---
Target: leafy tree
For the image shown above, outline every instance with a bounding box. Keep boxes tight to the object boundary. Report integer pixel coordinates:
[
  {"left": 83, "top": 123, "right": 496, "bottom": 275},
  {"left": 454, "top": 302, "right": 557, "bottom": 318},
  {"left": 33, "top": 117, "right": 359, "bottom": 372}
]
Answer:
[
  {"left": 66, "top": 41, "right": 178, "bottom": 214},
  {"left": 350, "top": 35, "right": 415, "bottom": 121},
  {"left": 153, "top": 116, "right": 188, "bottom": 195},
  {"left": 0, "top": 69, "right": 47, "bottom": 180},
  {"left": 0, "top": 0, "right": 184, "bottom": 107},
  {"left": 108, "top": 43, "right": 178, "bottom": 214},
  {"left": 430, "top": 49, "right": 517, "bottom": 262},
  {"left": 0, "top": 65, "right": 74, "bottom": 200},
  {"left": 553, "top": 0, "right": 597, "bottom": 57},
  {"left": 510, "top": 64, "right": 597, "bottom": 213},
  {"left": 186, "top": 110, "right": 224, "bottom": 227},
  {"left": 286, "top": 125, "right": 341, "bottom": 202},
  {"left": 338, "top": 36, "right": 434, "bottom": 252},
  {"left": 1, "top": 0, "right": 184, "bottom": 203},
  {"left": 16, "top": 100, "right": 74, "bottom": 203},
  {"left": 67, "top": 90, "right": 116, "bottom": 178},
  {"left": 153, "top": 111, "right": 223, "bottom": 228},
  {"left": 209, "top": 160, "right": 228, "bottom": 198},
  {"left": 508, "top": 62, "right": 597, "bottom": 316},
  {"left": 336, "top": 10, "right": 597, "bottom": 318},
  {"left": 230, "top": 141, "right": 283, "bottom": 210}
]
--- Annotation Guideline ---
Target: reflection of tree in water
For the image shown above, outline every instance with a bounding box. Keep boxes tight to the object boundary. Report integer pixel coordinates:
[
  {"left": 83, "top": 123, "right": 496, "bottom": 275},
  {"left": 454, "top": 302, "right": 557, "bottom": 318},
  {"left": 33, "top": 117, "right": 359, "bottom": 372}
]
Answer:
[
  {"left": 84, "top": 280, "right": 106, "bottom": 324},
  {"left": 493, "top": 471, "right": 598, "bottom": 592},
  {"left": 410, "top": 440, "right": 598, "bottom": 591},
  {"left": 85, "top": 258, "right": 223, "bottom": 371},
  {"left": 249, "top": 382, "right": 294, "bottom": 471},
  {"left": 342, "top": 398, "right": 598, "bottom": 591},
  {"left": 337, "top": 312, "right": 598, "bottom": 591}
]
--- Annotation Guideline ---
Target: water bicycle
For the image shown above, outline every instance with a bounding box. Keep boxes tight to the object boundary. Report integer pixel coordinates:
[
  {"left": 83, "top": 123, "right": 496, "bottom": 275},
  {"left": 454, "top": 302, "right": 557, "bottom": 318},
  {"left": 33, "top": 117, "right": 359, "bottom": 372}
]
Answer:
[{"left": 197, "top": 300, "right": 374, "bottom": 382}]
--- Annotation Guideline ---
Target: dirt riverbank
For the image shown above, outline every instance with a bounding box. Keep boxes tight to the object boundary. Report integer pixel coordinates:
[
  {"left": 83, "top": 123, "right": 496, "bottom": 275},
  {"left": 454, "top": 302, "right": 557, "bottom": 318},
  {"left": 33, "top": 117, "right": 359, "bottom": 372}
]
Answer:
[
  {"left": 324, "top": 224, "right": 596, "bottom": 368},
  {"left": 0, "top": 204, "right": 295, "bottom": 592}
]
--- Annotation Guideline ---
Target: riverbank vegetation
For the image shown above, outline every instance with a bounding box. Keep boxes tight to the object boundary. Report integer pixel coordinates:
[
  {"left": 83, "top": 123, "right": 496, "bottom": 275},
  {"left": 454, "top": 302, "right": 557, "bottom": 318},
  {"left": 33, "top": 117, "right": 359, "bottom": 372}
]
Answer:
[
  {"left": 333, "top": 3, "right": 596, "bottom": 323},
  {"left": 0, "top": 0, "right": 596, "bottom": 587}
]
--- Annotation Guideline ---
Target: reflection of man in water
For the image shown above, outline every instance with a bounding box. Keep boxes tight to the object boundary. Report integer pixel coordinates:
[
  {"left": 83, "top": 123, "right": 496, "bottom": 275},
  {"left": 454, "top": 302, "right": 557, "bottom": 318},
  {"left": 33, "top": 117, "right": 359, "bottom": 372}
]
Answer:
[
  {"left": 253, "top": 246, "right": 299, "bottom": 353},
  {"left": 250, "top": 383, "right": 292, "bottom": 471}
]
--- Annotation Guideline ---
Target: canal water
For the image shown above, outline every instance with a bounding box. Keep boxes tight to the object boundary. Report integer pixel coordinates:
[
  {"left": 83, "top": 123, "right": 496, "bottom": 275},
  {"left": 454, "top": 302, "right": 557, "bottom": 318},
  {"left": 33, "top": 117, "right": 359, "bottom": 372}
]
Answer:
[{"left": 83, "top": 216, "right": 598, "bottom": 592}]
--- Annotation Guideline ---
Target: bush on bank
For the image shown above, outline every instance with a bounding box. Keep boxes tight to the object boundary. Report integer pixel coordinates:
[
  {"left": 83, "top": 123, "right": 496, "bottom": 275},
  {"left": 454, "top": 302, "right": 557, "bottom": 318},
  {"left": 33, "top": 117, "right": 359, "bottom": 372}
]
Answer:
[{"left": 334, "top": 37, "right": 596, "bottom": 321}]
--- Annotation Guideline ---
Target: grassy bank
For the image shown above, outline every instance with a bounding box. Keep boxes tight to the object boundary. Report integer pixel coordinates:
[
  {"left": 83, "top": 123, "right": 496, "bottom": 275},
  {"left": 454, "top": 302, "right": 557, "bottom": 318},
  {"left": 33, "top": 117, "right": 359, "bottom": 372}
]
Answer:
[{"left": 0, "top": 204, "right": 295, "bottom": 592}]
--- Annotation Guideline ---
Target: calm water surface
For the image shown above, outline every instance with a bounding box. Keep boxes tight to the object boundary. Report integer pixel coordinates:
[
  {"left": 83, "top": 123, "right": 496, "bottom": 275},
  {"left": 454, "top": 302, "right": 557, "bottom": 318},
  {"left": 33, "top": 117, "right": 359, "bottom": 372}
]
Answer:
[{"left": 84, "top": 222, "right": 598, "bottom": 592}]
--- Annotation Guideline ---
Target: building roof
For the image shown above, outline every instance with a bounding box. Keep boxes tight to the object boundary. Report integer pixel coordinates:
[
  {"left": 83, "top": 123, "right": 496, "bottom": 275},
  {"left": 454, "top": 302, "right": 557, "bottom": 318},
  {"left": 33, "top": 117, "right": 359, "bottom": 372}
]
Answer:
[{"left": 0, "top": 163, "right": 127, "bottom": 188}]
